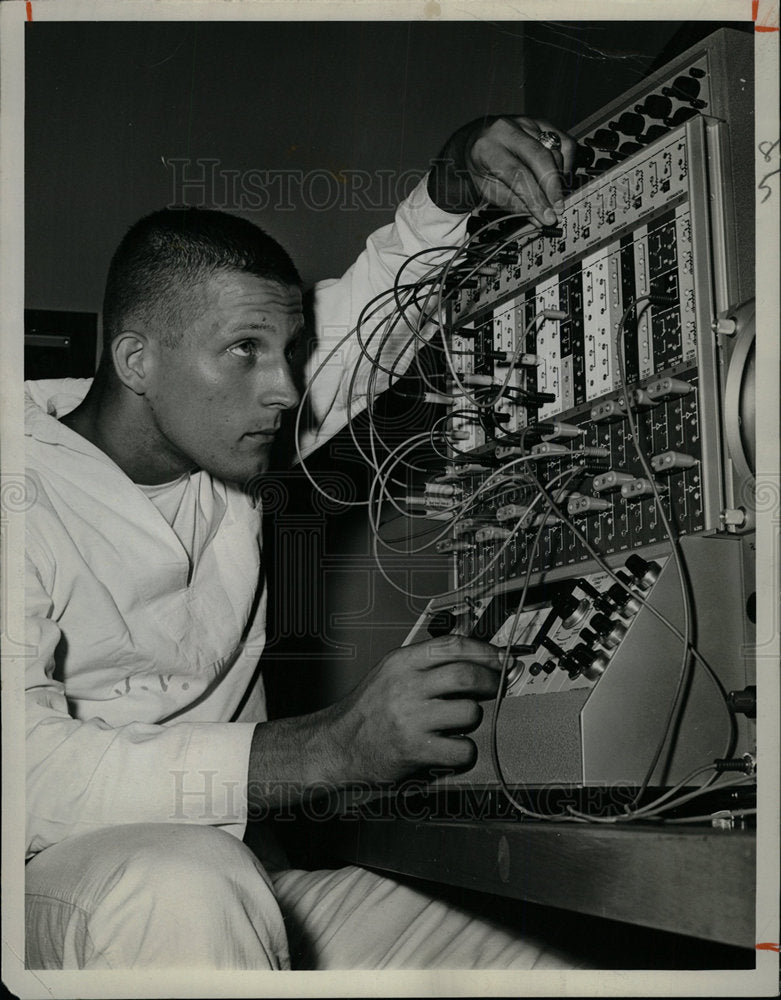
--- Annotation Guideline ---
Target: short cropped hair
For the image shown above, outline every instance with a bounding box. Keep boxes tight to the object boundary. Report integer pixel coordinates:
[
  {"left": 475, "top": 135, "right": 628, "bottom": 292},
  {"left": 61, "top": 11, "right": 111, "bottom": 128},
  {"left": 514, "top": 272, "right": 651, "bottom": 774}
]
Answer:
[{"left": 102, "top": 207, "right": 302, "bottom": 348}]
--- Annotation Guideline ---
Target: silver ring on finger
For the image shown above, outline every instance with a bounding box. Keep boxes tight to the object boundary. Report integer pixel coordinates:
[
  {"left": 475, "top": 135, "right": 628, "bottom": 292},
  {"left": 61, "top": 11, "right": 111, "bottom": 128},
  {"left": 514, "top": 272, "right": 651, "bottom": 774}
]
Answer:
[{"left": 535, "top": 130, "right": 562, "bottom": 152}]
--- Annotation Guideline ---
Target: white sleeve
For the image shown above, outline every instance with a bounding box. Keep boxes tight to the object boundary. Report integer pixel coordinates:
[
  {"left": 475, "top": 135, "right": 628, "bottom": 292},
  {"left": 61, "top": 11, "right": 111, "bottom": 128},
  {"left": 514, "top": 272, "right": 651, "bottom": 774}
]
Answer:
[
  {"left": 299, "top": 174, "right": 470, "bottom": 456},
  {"left": 24, "top": 554, "right": 255, "bottom": 857}
]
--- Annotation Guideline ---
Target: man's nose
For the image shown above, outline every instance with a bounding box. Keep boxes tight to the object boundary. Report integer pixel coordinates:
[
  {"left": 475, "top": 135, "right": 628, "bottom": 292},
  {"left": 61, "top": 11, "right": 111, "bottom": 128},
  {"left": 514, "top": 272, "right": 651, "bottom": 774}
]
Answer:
[{"left": 262, "top": 361, "right": 300, "bottom": 411}]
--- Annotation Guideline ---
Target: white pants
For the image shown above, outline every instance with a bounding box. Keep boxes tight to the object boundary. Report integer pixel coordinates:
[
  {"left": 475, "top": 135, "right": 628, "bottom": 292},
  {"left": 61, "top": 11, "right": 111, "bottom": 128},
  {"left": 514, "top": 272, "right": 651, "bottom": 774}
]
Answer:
[{"left": 25, "top": 823, "right": 578, "bottom": 970}]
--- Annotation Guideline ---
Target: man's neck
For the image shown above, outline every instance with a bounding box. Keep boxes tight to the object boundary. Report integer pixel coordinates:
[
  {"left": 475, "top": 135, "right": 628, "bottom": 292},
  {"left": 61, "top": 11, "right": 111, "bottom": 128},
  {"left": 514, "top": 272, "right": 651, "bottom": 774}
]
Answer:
[{"left": 60, "top": 376, "right": 196, "bottom": 485}]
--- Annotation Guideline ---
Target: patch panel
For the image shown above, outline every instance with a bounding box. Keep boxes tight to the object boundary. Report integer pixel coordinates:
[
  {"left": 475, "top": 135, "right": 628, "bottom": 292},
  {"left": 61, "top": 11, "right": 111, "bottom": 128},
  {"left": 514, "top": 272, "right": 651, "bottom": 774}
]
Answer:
[{"left": 384, "top": 30, "right": 755, "bottom": 792}]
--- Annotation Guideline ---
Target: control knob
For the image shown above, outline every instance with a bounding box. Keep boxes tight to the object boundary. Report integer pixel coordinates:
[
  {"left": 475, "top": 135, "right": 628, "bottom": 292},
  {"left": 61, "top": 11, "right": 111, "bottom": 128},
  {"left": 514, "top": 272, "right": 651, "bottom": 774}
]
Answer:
[
  {"left": 636, "top": 95, "right": 673, "bottom": 120},
  {"left": 567, "top": 643, "right": 609, "bottom": 682},
  {"left": 625, "top": 554, "right": 661, "bottom": 589},
  {"left": 606, "top": 583, "right": 642, "bottom": 617},
  {"left": 553, "top": 594, "right": 590, "bottom": 629},
  {"left": 589, "top": 612, "right": 628, "bottom": 649}
]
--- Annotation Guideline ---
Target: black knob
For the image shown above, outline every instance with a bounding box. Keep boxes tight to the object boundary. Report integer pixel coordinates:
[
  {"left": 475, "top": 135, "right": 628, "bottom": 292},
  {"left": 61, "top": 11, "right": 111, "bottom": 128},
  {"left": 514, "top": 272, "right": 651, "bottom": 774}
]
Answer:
[
  {"left": 664, "top": 106, "right": 699, "bottom": 127},
  {"left": 585, "top": 128, "right": 619, "bottom": 151},
  {"left": 666, "top": 76, "right": 701, "bottom": 100},
  {"left": 572, "top": 643, "right": 610, "bottom": 681},
  {"left": 606, "top": 583, "right": 641, "bottom": 616},
  {"left": 689, "top": 67, "right": 706, "bottom": 79},
  {"left": 590, "top": 614, "right": 627, "bottom": 648},
  {"left": 559, "top": 649, "right": 581, "bottom": 677},
  {"left": 566, "top": 643, "right": 606, "bottom": 679},
  {"left": 590, "top": 612, "right": 614, "bottom": 636},
  {"left": 542, "top": 659, "right": 557, "bottom": 675},
  {"left": 574, "top": 143, "right": 596, "bottom": 168},
  {"left": 595, "top": 591, "right": 617, "bottom": 614},
  {"left": 637, "top": 94, "right": 672, "bottom": 120},
  {"left": 617, "top": 141, "right": 642, "bottom": 156},
  {"left": 529, "top": 661, "right": 543, "bottom": 676},
  {"left": 625, "top": 554, "right": 660, "bottom": 588},
  {"left": 553, "top": 593, "right": 590, "bottom": 630},
  {"left": 610, "top": 111, "right": 645, "bottom": 136},
  {"left": 569, "top": 644, "right": 593, "bottom": 668},
  {"left": 554, "top": 595, "right": 579, "bottom": 619},
  {"left": 579, "top": 627, "right": 599, "bottom": 645}
]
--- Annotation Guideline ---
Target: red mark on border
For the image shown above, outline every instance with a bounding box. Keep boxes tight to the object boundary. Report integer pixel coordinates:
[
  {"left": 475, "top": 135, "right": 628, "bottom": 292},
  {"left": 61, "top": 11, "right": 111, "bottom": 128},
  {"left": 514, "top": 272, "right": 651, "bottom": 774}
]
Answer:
[
  {"left": 756, "top": 942, "right": 781, "bottom": 952},
  {"left": 753, "top": 0, "right": 780, "bottom": 30},
  {"left": 25, "top": 1, "right": 33, "bottom": 20}
]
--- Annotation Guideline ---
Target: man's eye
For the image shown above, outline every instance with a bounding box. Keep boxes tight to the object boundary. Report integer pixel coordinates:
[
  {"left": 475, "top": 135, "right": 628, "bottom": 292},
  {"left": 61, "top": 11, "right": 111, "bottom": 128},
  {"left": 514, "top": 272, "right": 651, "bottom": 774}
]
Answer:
[
  {"left": 285, "top": 337, "right": 302, "bottom": 362},
  {"left": 228, "top": 341, "right": 257, "bottom": 358}
]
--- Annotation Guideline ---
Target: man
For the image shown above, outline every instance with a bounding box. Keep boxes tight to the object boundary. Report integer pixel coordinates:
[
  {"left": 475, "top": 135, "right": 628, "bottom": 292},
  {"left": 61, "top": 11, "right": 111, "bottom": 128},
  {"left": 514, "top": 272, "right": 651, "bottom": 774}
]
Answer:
[{"left": 24, "top": 116, "right": 578, "bottom": 969}]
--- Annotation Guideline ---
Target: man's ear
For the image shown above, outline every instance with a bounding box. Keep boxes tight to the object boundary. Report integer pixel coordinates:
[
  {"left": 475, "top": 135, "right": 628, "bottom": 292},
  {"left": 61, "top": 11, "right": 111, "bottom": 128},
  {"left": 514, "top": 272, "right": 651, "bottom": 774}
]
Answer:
[{"left": 111, "top": 329, "right": 152, "bottom": 395}]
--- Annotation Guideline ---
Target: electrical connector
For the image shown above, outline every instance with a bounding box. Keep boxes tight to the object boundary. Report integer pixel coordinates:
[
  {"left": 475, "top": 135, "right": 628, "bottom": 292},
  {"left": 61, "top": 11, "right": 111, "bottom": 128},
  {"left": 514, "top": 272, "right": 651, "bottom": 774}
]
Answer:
[
  {"left": 435, "top": 539, "right": 475, "bottom": 554},
  {"left": 714, "top": 754, "right": 756, "bottom": 775},
  {"left": 531, "top": 442, "right": 570, "bottom": 456},
  {"left": 475, "top": 526, "right": 513, "bottom": 542},
  {"left": 540, "top": 420, "right": 584, "bottom": 440},
  {"left": 650, "top": 450, "right": 698, "bottom": 473},
  {"left": 645, "top": 376, "right": 692, "bottom": 401},
  {"left": 425, "top": 482, "right": 460, "bottom": 497},
  {"left": 593, "top": 470, "right": 635, "bottom": 493},
  {"left": 496, "top": 503, "right": 533, "bottom": 523}
]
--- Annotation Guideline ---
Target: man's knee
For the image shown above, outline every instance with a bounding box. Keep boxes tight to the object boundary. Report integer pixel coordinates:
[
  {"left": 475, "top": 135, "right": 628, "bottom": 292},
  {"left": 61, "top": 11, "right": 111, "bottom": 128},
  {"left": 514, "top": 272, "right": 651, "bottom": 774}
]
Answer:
[
  {"left": 26, "top": 824, "right": 289, "bottom": 969},
  {"left": 119, "top": 823, "right": 276, "bottom": 898}
]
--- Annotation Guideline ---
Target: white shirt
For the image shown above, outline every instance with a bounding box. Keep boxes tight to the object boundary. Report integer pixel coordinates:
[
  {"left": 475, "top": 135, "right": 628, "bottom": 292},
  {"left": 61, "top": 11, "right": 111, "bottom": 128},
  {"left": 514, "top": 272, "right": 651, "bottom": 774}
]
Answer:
[{"left": 24, "top": 178, "right": 469, "bottom": 856}]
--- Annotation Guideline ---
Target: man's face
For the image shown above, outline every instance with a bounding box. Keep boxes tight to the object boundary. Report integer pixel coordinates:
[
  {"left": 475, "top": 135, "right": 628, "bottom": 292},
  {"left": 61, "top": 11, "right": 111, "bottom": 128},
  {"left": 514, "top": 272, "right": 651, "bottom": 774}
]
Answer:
[{"left": 143, "top": 270, "right": 303, "bottom": 485}]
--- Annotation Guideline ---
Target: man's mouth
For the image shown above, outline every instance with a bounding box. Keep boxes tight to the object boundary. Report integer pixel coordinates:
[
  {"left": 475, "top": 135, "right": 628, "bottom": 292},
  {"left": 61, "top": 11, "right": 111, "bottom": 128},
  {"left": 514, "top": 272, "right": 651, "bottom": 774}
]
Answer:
[{"left": 244, "top": 429, "right": 277, "bottom": 441}]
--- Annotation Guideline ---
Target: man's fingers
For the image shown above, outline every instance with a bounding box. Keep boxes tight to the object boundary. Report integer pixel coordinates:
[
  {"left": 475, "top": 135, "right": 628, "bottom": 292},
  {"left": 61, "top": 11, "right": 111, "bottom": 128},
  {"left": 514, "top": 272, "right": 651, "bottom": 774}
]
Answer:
[
  {"left": 425, "top": 697, "right": 483, "bottom": 734},
  {"left": 532, "top": 117, "right": 578, "bottom": 179},
  {"left": 510, "top": 115, "right": 566, "bottom": 175},
  {"left": 473, "top": 140, "right": 556, "bottom": 224},
  {"left": 470, "top": 128, "right": 558, "bottom": 225},
  {"left": 403, "top": 634, "right": 503, "bottom": 672},
  {"left": 498, "top": 124, "right": 567, "bottom": 216},
  {"left": 422, "top": 734, "right": 478, "bottom": 771},
  {"left": 422, "top": 661, "right": 501, "bottom": 701},
  {"left": 468, "top": 114, "right": 576, "bottom": 222}
]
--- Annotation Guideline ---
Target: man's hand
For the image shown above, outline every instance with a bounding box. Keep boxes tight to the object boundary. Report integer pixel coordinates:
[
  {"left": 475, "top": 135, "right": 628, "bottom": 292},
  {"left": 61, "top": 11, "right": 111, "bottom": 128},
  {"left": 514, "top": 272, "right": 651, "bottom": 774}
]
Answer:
[
  {"left": 247, "top": 635, "right": 502, "bottom": 811},
  {"left": 466, "top": 115, "right": 577, "bottom": 226},
  {"left": 330, "top": 634, "right": 502, "bottom": 782},
  {"left": 428, "top": 113, "right": 577, "bottom": 227}
]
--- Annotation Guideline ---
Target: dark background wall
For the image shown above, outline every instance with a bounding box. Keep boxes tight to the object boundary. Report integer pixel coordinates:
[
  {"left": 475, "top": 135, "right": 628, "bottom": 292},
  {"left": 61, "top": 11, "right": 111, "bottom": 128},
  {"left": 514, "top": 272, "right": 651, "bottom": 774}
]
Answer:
[{"left": 25, "top": 19, "right": 741, "bottom": 315}]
